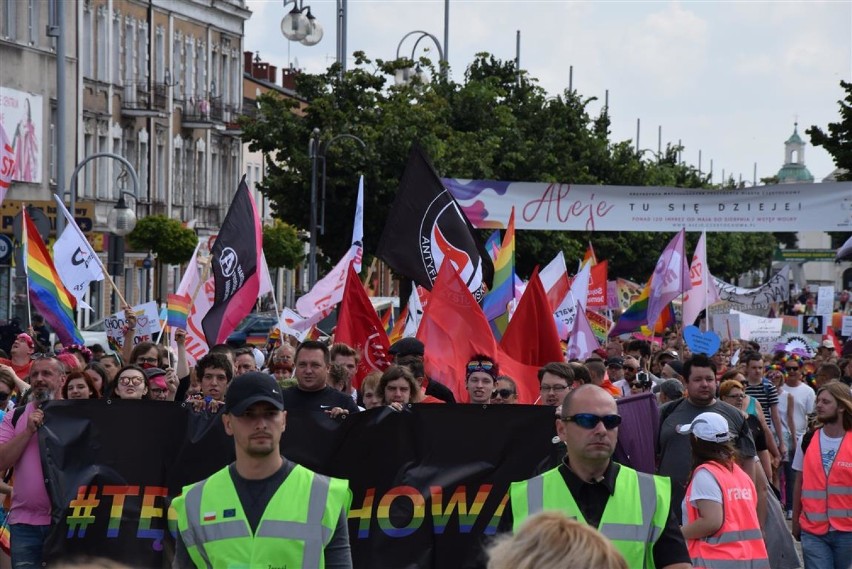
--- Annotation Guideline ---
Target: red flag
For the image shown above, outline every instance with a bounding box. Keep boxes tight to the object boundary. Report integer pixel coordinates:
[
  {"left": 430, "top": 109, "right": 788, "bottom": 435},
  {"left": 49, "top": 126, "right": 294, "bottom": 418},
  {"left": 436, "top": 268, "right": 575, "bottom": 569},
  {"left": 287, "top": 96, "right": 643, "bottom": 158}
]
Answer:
[
  {"left": 417, "top": 260, "right": 544, "bottom": 404},
  {"left": 587, "top": 261, "right": 608, "bottom": 308},
  {"left": 824, "top": 326, "right": 841, "bottom": 357},
  {"left": 202, "top": 176, "right": 262, "bottom": 345},
  {"left": 500, "top": 268, "right": 563, "bottom": 367},
  {"left": 335, "top": 263, "right": 391, "bottom": 389}
]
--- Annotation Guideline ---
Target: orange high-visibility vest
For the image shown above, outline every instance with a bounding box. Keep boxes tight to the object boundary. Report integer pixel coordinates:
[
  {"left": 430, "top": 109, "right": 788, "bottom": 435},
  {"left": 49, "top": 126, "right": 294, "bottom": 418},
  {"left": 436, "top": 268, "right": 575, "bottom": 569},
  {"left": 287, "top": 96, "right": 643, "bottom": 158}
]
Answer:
[
  {"left": 685, "top": 461, "right": 768, "bottom": 569},
  {"left": 799, "top": 429, "right": 852, "bottom": 535}
]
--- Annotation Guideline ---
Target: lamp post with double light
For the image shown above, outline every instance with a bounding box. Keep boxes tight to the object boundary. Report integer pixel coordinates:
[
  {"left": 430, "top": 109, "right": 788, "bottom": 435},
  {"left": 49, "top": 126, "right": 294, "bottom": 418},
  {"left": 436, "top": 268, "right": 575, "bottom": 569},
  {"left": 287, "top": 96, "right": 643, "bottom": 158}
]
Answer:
[{"left": 395, "top": 30, "right": 446, "bottom": 85}]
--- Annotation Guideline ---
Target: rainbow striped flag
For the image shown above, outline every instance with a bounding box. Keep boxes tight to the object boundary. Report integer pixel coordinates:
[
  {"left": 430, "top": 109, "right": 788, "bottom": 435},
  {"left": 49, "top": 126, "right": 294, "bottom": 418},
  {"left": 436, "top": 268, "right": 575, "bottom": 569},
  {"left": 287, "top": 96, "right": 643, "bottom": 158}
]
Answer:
[
  {"left": 167, "top": 293, "right": 191, "bottom": 329},
  {"left": 24, "top": 209, "right": 83, "bottom": 347},
  {"left": 481, "top": 208, "right": 516, "bottom": 339},
  {"left": 380, "top": 308, "right": 394, "bottom": 336},
  {"left": 609, "top": 279, "right": 674, "bottom": 337},
  {"left": 387, "top": 304, "right": 408, "bottom": 345}
]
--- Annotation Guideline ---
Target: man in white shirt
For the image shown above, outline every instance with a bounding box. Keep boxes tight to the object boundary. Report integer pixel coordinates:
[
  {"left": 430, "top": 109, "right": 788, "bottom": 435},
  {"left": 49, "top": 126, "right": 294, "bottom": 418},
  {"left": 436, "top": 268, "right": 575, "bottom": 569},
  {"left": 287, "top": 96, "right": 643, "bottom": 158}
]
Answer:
[{"left": 779, "top": 357, "right": 816, "bottom": 517}]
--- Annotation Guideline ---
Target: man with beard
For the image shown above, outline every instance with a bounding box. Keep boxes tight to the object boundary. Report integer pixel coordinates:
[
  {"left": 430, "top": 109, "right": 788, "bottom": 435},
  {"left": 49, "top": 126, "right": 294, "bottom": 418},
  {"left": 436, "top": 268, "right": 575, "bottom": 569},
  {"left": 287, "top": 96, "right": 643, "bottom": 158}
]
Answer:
[
  {"left": 506, "top": 385, "right": 690, "bottom": 569},
  {"left": 174, "top": 372, "right": 352, "bottom": 568},
  {"left": 0, "top": 353, "right": 65, "bottom": 567},
  {"left": 0, "top": 333, "right": 34, "bottom": 380}
]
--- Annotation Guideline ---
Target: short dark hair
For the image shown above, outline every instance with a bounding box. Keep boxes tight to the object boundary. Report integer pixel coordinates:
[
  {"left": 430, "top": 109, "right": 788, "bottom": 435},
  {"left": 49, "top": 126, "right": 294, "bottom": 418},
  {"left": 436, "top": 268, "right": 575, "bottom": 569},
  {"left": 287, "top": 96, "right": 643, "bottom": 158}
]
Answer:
[
  {"left": 495, "top": 375, "right": 517, "bottom": 394},
  {"left": 234, "top": 346, "right": 255, "bottom": 359},
  {"left": 130, "top": 342, "right": 160, "bottom": 366},
  {"left": 683, "top": 354, "right": 717, "bottom": 380},
  {"left": 538, "top": 362, "right": 574, "bottom": 384},
  {"left": 397, "top": 354, "right": 425, "bottom": 380},
  {"left": 568, "top": 362, "right": 592, "bottom": 385},
  {"left": 195, "top": 352, "right": 234, "bottom": 382},
  {"left": 624, "top": 340, "right": 651, "bottom": 358},
  {"left": 210, "top": 343, "right": 236, "bottom": 358},
  {"left": 379, "top": 365, "right": 417, "bottom": 404},
  {"left": 330, "top": 342, "right": 360, "bottom": 363},
  {"left": 741, "top": 351, "right": 763, "bottom": 366},
  {"left": 818, "top": 363, "right": 842, "bottom": 381},
  {"left": 296, "top": 340, "right": 330, "bottom": 364}
]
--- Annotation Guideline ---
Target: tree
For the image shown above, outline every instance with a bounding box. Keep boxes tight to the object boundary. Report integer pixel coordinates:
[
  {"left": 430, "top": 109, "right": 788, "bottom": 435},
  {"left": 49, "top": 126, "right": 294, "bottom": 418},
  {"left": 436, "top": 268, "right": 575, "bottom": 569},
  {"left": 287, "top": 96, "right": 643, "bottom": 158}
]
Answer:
[
  {"left": 240, "top": 52, "right": 776, "bottom": 283},
  {"left": 808, "top": 79, "right": 852, "bottom": 248},
  {"left": 127, "top": 215, "right": 197, "bottom": 265},
  {"left": 262, "top": 220, "right": 305, "bottom": 269}
]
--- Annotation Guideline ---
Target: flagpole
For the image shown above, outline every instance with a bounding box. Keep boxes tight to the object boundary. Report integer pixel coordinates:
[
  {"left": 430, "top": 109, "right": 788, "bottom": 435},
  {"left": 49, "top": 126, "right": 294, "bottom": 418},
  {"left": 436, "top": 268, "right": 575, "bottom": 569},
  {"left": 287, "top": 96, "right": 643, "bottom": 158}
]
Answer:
[{"left": 22, "top": 205, "right": 32, "bottom": 325}]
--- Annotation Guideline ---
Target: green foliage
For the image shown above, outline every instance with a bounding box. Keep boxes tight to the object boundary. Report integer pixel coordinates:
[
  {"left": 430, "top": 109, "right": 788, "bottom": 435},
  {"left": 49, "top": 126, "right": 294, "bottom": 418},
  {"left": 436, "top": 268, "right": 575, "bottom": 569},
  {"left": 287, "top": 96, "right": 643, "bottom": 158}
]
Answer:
[
  {"left": 240, "top": 51, "right": 777, "bottom": 282},
  {"left": 127, "top": 215, "right": 197, "bottom": 265},
  {"left": 262, "top": 220, "right": 305, "bottom": 269}
]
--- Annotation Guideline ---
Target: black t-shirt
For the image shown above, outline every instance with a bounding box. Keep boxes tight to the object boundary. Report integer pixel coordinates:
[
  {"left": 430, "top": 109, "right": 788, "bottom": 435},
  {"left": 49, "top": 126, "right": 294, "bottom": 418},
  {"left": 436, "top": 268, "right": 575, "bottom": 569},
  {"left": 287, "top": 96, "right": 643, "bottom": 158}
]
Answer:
[{"left": 281, "top": 385, "right": 360, "bottom": 413}]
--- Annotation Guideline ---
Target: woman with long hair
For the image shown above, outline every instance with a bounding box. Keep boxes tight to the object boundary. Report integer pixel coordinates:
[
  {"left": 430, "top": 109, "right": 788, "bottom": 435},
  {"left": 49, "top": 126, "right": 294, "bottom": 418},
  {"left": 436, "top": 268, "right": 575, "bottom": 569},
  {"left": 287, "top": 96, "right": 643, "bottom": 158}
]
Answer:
[{"left": 679, "top": 411, "right": 769, "bottom": 568}]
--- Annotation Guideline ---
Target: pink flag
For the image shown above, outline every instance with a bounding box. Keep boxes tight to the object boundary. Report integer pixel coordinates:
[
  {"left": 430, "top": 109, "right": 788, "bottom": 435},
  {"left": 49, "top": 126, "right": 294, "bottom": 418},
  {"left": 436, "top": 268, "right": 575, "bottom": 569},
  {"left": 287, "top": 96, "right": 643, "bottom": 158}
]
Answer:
[
  {"left": 646, "top": 229, "right": 690, "bottom": 329},
  {"left": 682, "top": 231, "right": 720, "bottom": 326},
  {"left": 566, "top": 302, "right": 601, "bottom": 360},
  {"left": 296, "top": 245, "right": 358, "bottom": 320},
  {"left": 0, "top": 123, "right": 14, "bottom": 206}
]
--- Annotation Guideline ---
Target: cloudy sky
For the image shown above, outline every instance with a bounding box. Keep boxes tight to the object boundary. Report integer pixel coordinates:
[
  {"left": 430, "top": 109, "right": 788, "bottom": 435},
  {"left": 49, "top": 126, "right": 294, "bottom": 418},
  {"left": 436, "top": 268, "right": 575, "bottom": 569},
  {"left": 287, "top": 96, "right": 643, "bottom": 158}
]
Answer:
[{"left": 244, "top": 1, "right": 851, "bottom": 184}]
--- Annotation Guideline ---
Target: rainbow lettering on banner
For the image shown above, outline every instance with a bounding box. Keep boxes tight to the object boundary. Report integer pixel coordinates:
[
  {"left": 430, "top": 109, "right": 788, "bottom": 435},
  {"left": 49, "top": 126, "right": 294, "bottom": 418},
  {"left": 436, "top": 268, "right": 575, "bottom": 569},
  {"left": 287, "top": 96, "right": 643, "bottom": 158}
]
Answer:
[
  {"left": 25, "top": 209, "right": 84, "bottom": 346},
  {"left": 350, "top": 484, "right": 504, "bottom": 539},
  {"left": 65, "top": 484, "right": 174, "bottom": 544}
]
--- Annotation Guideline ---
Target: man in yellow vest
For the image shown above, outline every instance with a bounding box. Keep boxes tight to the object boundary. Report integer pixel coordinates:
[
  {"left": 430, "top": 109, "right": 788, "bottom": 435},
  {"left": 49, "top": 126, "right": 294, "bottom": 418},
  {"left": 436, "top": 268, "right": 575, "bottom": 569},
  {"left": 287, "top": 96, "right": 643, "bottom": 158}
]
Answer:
[
  {"left": 507, "top": 385, "right": 692, "bottom": 569},
  {"left": 173, "top": 371, "right": 352, "bottom": 568}
]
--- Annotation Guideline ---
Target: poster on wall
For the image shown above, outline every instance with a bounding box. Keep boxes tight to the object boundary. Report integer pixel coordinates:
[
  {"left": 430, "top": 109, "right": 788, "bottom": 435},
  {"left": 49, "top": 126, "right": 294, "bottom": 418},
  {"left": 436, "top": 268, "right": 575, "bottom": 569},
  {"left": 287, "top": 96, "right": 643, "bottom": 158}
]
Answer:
[{"left": 0, "top": 86, "right": 43, "bottom": 184}]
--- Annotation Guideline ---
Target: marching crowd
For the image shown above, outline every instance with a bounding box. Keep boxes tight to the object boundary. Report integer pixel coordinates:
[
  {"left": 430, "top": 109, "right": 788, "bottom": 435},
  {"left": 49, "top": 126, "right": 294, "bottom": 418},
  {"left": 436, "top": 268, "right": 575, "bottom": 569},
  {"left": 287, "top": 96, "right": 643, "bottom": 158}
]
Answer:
[{"left": 0, "top": 311, "right": 849, "bottom": 569}]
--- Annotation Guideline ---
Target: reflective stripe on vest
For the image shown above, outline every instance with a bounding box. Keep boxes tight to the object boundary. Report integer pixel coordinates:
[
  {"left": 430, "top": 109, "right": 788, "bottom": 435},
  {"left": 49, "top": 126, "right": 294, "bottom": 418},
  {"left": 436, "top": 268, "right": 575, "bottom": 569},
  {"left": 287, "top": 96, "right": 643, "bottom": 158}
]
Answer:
[
  {"left": 181, "top": 467, "right": 337, "bottom": 569},
  {"left": 800, "top": 430, "right": 852, "bottom": 534},
  {"left": 691, "top": 558, "right": 771, "bottom": 569}
]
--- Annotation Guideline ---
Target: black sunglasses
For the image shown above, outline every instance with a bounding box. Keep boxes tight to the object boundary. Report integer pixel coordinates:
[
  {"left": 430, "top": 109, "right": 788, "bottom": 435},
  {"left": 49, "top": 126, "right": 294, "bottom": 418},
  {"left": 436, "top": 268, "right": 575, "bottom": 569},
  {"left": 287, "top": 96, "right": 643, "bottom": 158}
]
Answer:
[
  {"left": 562, "top": 413, "right": 622, "bottom": 430},
  {"left": 30, "top": 352, "right": 57, "bottom": 361},
  {"left": 491, "top": 389, "right": 515, "bottom": 399}
]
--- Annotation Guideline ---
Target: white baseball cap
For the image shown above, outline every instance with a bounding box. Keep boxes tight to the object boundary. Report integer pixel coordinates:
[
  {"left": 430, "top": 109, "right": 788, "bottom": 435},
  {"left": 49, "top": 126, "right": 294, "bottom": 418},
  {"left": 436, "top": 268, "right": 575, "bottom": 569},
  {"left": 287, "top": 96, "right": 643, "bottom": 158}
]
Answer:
[{"left": 676, "top": 412, "right": 732, "bottom": 443}]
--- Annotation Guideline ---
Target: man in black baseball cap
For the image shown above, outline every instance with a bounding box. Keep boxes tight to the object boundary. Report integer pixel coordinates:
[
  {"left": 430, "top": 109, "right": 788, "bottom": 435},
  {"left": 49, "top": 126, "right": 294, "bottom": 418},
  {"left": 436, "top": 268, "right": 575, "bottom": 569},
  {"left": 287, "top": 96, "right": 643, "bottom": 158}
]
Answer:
[{"left": 173, "top": 372, "right": 353, "bottom": 567}]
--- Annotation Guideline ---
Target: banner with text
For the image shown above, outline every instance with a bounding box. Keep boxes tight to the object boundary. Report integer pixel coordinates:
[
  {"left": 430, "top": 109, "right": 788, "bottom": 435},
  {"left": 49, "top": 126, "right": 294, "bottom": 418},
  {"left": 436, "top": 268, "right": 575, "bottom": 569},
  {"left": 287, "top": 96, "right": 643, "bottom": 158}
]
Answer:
[{"left": 443, "top": 180, "right": 852, "bottom": 232}]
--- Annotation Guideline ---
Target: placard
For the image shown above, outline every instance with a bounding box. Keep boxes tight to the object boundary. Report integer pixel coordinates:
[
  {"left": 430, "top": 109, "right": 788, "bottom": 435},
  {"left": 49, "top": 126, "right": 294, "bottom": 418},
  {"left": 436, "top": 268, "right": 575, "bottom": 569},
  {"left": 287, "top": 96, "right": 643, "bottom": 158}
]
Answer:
[{"left": 104, "top": 301, "right": 161, "bottom": 347}]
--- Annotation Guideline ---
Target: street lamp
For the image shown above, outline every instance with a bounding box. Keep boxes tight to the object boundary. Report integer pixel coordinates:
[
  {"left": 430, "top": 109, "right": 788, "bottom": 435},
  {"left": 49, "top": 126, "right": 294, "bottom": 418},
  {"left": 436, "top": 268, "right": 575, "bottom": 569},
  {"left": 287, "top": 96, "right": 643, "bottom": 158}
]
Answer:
[
  {"left": 281, "top": 0, "right": 324, "bottom": 46},
  {"left": 307, "top": 129, "right": 366, "bottom": 288},
  {"left": 395, "top": 30, "right": 446, "bottom": 85},
  {"left": 68, "top": 152, "right": 140, "bottom": 235}
]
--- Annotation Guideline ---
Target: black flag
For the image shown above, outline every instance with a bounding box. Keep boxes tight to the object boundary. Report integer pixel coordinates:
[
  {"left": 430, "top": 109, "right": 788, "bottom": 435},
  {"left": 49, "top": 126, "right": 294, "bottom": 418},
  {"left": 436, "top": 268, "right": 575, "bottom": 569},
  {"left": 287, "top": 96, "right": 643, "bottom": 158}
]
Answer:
[
  {"left": 377, "top": 144, "right": 493, "bottom": 302},
  {"left": 201, "top": 176, "right": 263, "bottom": 346}
]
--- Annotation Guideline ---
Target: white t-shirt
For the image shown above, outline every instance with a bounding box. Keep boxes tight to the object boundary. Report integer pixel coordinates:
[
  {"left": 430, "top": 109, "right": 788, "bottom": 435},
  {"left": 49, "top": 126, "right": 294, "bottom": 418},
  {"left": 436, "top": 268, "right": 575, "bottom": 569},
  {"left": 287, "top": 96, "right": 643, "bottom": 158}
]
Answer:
[
  {"left": 792, "top": 429, "right": 844, "bottom": 475},
  {"left": 612, "top": 378, "right": 630, "bottom": 398},
  {"left": 780, "top": 382, "right": 816, "bottom": 438},
  {"left": 681, "top": 468, "right": 723, "bottom": 522}
]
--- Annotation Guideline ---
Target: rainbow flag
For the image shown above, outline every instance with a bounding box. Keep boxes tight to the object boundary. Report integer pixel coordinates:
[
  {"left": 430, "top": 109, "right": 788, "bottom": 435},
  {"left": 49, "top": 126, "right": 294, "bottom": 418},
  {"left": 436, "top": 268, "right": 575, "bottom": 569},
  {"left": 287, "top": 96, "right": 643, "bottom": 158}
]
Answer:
[
  {"left": 609, "top": 280, "right": 674, "bottom": 337},
  {"left": 167, "top": 293, "right": 191, "bottom": 329},
  {"left": 484, "top": 230, "right": 502, "bottom": 262},
  {"left": 380, "top": 308, "right": 394, "bottom": 336},
  {"left": 481, "top": 208, "right": 516, "bottom": 339},
  {"left": 24, "top": 210, "right": 83, "bottom": 347},
  {"left": 387, "top": 304, "right": 408, "bottom": 345}
]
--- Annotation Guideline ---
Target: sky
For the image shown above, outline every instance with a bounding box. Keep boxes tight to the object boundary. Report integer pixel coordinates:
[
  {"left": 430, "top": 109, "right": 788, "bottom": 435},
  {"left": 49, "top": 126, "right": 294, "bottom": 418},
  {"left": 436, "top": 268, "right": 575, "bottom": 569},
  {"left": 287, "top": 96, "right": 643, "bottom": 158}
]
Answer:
[{"left": 244, "top": 1, "right": 852, "bottom": 185}]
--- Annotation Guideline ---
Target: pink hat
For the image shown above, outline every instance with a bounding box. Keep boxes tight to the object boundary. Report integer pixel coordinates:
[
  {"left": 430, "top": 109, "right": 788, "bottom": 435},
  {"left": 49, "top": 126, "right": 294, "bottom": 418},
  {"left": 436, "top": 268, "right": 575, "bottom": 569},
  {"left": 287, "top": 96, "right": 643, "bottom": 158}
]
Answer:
[{"left": 16, "top": 333, "right": 34, "bottom": 349}]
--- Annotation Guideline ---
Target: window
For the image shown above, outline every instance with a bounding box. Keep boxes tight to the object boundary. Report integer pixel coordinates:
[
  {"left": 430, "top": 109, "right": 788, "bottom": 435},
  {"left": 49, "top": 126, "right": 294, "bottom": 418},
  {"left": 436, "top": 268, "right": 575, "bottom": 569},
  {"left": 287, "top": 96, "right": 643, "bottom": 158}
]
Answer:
[
  {"left": 48, "top": 104, "right": 57, "bottom": 183},
  {"left": 112, "top": 12, "right": 121, "bottom": 84},
  {"left": 185, "top": 36, "right": 195, "bottom": 103},
  {"left": 82, "top": 131, "right": 94, "bottom": 197},
  {"left": 138, "top": 129, "right": 149, "bottom": 201},
  {"left": 97, "top": 130, "right": 109, "bottom": 199},
  {"left": 173, "top": 137, "right": 183, "bottom": 205},
  {"left": 184, "top": 141, "right": 194, "bottom": 208},
  {"left": 123, "top": 19, "right": 135, "bottom": 101},
  {"left": 195, "top": 138, "right": 206, "bottom": 206},
  {"left": 172, "top": 34, "right": 182, "bottom": 100},
  {"left": 2, "top": 0, "right": 17, "bottom": 40},
  {"left": 27, "top": 0, "right": 39, "bottom": 45},
  {"left": 96, "top": 6, "right": 107, "bottom": 81},
  {"left": 136, "top": 21, "right": 148, "bottom": 84},
  {"left": 155, "top": 133, "right": 165, "bottom": 201},
  {"left": 154, "top": 26, "right": 164, "bottom": 83},
  {"left": 210, "top": 145, "right": 219, "bottom": 207},
  {"left": 195, "top": 40, "right": 206, "bottom": 104},
  {"left": 82, "top": 4, "right": 93, "bottom": 78}
]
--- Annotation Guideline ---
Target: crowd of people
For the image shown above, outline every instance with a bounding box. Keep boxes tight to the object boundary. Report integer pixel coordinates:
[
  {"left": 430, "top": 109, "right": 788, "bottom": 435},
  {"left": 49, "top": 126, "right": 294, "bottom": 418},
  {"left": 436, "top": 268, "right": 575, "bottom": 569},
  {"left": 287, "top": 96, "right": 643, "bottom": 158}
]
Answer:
[{"left": 0, "top": 311, "right": 849, "bottom": 569}]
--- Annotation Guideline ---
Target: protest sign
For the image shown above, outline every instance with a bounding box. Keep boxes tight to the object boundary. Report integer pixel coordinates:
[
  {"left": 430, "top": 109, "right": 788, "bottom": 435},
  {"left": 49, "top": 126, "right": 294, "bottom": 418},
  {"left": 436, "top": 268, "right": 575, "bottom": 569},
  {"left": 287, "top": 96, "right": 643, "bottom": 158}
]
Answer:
[
  {"left": 104, "top": 301, "right": 160, "bottom": 347},
  {"left": 816, "top": 286, "right": 834, "bottom": 317},
  {"left": 842, "top": 315, "right": 852, "bottom": 337}
]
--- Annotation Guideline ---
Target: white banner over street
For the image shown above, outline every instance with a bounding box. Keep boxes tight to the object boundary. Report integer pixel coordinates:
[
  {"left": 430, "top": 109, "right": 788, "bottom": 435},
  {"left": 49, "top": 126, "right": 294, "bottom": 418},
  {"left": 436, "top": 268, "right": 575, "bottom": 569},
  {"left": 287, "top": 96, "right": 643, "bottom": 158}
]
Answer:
[
  {"left": 713, "top": 265, "right": 791, "bottom": 309},
  {"left": 443, "top": 180, "right": 852, "bottom": 232}
]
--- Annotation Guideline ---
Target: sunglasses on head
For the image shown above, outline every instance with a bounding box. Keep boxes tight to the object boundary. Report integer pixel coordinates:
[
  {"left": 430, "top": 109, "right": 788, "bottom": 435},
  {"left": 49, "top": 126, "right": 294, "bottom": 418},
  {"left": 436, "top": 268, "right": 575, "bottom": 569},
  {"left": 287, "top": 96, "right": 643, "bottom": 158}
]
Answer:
[
  {"left": 562, "top": 413, "right": 622, "bottom": 430},
  {"left": 491, "top": 389, "right": 515, "bottom": 399},
  {"left": 467, "top": 360, "right": 494, "bottom": 372}
]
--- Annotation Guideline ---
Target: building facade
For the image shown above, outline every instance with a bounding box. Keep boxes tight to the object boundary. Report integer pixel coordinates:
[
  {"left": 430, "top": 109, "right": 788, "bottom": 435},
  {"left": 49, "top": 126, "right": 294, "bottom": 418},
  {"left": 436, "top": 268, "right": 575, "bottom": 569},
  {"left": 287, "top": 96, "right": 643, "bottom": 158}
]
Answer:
[{"left": 1, "top": 0, "right": 251, "bottom": 327}]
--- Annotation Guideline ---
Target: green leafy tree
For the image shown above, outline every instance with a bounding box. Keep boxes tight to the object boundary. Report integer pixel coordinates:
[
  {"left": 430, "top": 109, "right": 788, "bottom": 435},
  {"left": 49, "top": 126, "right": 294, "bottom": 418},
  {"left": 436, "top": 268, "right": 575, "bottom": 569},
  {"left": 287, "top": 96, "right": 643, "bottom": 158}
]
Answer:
[
  {"left": 262, "top": 220, "right": 305, "bottom": 269},
  {"left": 127, "top": 215, "right": 197, "bottom": 265},
  {"left": 240, "top": 52, "right": 776, "bottom": 282},
  {"left": 808, "top": 79, "right": 852, "bottom": 248}
]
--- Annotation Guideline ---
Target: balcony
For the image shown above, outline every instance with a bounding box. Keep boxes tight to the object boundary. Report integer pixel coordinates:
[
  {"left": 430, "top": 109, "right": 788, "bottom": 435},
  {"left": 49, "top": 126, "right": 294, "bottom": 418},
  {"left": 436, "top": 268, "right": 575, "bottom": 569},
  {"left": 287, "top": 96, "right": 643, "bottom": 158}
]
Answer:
[
  {"left": 181, "top": 97, "right": 226, "bottom": 130},
  {"left": 120, "top": 81, "right": 168, "bottom": 118}
]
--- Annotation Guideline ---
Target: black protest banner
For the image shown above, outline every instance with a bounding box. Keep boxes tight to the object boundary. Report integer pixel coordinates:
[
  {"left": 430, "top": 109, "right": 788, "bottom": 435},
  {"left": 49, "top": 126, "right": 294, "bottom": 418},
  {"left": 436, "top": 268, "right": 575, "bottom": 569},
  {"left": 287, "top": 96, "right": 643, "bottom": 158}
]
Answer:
[{"left": 41, "top": 401, "right": 559, "bottom": 568}]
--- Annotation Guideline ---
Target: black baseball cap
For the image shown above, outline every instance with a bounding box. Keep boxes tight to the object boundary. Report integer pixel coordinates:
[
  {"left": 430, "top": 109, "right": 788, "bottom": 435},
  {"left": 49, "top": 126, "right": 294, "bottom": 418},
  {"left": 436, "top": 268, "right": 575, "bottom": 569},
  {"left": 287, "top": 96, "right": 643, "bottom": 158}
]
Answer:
[
  {"left": 606, "top": 357, "right": 624, "bottom": 368},
  {"left": 389, "top": 337, "right": 424, "bottom": 357},
  {"left": 224, "top": 372, "right": 284, "bottom": 415}
]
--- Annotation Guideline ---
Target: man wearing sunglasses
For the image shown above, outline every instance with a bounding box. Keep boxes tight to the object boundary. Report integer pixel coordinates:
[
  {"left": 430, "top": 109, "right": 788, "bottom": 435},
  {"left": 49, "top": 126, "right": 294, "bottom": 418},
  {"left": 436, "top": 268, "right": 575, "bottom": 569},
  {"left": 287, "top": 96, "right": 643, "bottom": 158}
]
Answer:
[
  {"left": 0, "top": 352, "right": 65, "bottom": 568},
  {"left": 506, "top": 385, "right": 691, "bottom": 569}
]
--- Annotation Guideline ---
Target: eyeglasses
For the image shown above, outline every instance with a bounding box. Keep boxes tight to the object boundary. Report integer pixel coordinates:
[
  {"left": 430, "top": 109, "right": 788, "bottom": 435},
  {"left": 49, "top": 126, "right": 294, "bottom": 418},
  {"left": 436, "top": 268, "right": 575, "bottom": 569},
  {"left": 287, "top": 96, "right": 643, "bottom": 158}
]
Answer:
[
  {"left": 30, "top": 352, "right": 57, "bottom": 361},
  {"left": 136, "top": 356, "right": 159, "bottom": 365},
  {"left": 467, "top": 360, "right": 494, "bottom": 372},
  {"left": 630, "top": 382, "right": 645, "bottom": 389},
  {"left": 118, "top": 375, "right": 145, "bottom": 386},
  {"left": 785, "top": 366, "right": 800, "bottom": 372},
  {"left": 561, "top": 413, "right": 622, "bottom": 430},
  {"left": 540, "top": 384, "right": 568, "bottom": 393},
  {"left": 491, "top": 389, "right": 515, "bottom": 399},
  {"left": 725, "top": 393, "right": 746, "bottom": 399},
  {"left": 624, "top": 366, "right": 639, "bottom": 371}
]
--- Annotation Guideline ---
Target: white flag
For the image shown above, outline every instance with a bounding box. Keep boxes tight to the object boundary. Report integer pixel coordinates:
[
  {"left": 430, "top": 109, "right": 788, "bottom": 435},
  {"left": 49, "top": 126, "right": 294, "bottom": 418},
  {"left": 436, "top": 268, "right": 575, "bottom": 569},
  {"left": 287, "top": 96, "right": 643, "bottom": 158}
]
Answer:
[
  {"left": 259, "top": 250, "right": 275, "bottom": 297},
  {"left": 402, "top": 286, "right": 425, "bottom": 338},
  {"left": 682, "top": 231, "right": 720, "bottom": 326},
  {"left": 352, "top": 175, "right": 364, "bottom": 272},
  {"left": 553, "top": 262, "right": 591, "bottom": 337},
  {"left": 0, "top": 123, "right": 14, "bottom": 206},
  {"left": 566, "top": 301, "right": 601, "bottom": 360},
  {"left": 277, "top": 307, "right": 311, "bottom": 342},
  {"left": 52, "top": 195, "right": 104, "bottom": 310},
  {"left": 296, "top": 245, "right": 357, "bottom": 320}
]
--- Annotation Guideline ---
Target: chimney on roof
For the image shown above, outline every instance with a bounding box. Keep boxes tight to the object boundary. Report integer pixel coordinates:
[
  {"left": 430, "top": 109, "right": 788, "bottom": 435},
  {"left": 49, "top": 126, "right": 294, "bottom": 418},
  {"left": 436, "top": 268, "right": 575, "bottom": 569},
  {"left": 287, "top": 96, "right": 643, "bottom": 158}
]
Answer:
[
  {"left": 244, "top": 51, "right": 254, "bottom": 73},
  {"left": 267, "top": 64, "right": 277, "bottom": 84},
  {"left": 282, "top": 67, "right": 299, "bottom": 91}
]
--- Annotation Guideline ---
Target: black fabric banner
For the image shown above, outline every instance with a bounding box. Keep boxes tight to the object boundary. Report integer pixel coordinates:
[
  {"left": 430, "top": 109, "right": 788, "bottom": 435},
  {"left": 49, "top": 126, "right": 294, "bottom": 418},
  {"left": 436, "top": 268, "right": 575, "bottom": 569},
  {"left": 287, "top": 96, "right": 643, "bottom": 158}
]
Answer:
[
  {"left": 40, "top": 401, "right": 559, "bottom": 568},
  {"left": 376, "top": 144, "right": 494, "bottom": 301}
]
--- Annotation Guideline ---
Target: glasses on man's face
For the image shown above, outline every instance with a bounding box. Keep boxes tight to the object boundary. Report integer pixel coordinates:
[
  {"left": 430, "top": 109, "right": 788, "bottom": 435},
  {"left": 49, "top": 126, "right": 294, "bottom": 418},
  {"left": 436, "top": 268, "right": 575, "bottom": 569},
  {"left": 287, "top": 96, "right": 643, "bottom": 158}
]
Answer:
[
  {"left": 467, "top": 361, "right": 494, "bottom": 372},
  {"left": 118, "top": 375, "right": 145, "bottom": 386},
  {"left": 540, "top": 384, "right": 567, "bottom": 393},
  {"left": 786, "top": 367, "right": 800, "bottom": 372},
  {"left": 136, "top": 356, "right": 159, "bottom": 365},
  {"left": 561, "top": 413, "right": 622, "bottom": 430},
  {"left": 30, "top": 352, "right": 57, "bottom": 361},
  {"left": 491, "top": 389, "right": 515, "bottom": 399},
  {"left": 624, "top": 366, "right": 638, "bottom": 372}
]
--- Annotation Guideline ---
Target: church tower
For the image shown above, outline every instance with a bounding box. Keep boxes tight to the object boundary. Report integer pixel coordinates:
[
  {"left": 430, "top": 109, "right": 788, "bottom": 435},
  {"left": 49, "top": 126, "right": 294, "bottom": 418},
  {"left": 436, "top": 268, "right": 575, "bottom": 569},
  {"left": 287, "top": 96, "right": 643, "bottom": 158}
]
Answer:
[{"left": 776, "top": 123, "right": 815, "bottom": 183}]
